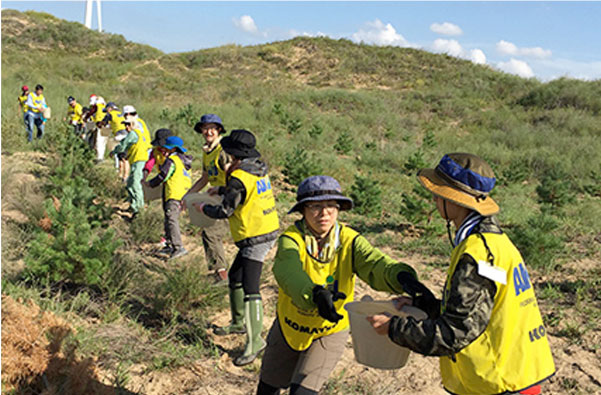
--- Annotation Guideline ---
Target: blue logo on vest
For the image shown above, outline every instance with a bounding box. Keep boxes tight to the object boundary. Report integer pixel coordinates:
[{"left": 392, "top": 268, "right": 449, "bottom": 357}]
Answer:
[
  {"left": 256, "top": 178, "right": 272, "bottom": 195},
  {"left": 208, "top": 165, "right": 219, "bottom": 177},
  {"left": 513, "top": 262, "right": 532, "bottom": 296},
  {"left": 529, "top": 325, "right": 546, "bottom": 342}
]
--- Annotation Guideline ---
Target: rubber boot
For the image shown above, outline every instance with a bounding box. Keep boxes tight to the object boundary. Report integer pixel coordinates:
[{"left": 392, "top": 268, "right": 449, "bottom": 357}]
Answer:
[
  {"left": 234, "top": 294, "right": 266, "bottom": 366},
  {"left": 214, "top": 284, "right": 246, "bottom": 335}
]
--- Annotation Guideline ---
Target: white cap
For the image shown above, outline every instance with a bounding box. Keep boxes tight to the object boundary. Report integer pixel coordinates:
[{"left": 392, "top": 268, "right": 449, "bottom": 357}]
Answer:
[
  {"left": 89, "top": 95, "right": 97, "bottom": 105},
  {"left": 122, "top": 105, "right": 136, "bottom": 114},
  {"left": 96, "top": 96, "right": 106, "bottom": 105}
]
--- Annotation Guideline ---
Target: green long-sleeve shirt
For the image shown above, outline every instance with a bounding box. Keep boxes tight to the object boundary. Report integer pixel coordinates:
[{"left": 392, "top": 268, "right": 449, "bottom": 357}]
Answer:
[
  {"left": 273, "top": 230, "right": 417, "bottom": 311},
  {"left": 111, "top": 130, "right": 138, "bottom": 156}
]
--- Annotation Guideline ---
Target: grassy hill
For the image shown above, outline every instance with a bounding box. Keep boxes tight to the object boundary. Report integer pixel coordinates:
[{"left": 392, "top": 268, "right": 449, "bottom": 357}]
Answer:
[{"left": 2, "top": 9, "right": 600, "bottom": 394}]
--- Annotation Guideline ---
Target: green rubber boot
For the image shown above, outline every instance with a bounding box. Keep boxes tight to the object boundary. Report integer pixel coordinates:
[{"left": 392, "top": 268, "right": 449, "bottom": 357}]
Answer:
[
  {"left": 214, "top": 284, "right": 246, "bottom": 336},
  {"left": 233, "top": 294, "right": 266, "bottom": 366}
]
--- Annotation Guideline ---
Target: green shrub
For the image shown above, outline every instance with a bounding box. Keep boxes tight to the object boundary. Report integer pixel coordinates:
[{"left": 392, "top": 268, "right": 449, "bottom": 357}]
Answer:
[
  {"left": 350, "top": 174, "right": 382, "bottom": 217},
  {"left": 422, "top": 129, "right": 437, "bottom": 148},
  {"left": 24, "top": 195, "right": 121, "bottom": 286},
  {"left": 400, "top": 185, "right": 432, "bottom": 224},
  {"left": 404, "top": 149, "right": 428, "bottom": 174},
  {"left": 130, "top": 208, "right": 164, "bottom": 244},
  {"left": 308, "top": 123, "right": 323, "bottom": 138},
  {"left": 536, "top": 167, "right": 575, "bottom": 208},
  {"left": 334, "top": 132, "right": 354, "bottom": 155},
  {"left": 508, "top": 213, "right": 565, "bottom": 271},
  {"left": 287, "top": 118, "right": 302, "bottom": 135},
  {"left": 282, "top": 147, "right": 323, "bottom": 185}
]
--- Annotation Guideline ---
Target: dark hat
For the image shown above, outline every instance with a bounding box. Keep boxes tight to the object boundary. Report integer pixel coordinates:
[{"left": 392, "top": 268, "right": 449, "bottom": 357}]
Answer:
[
  {"left": 417, "top": 153, "right": 499, "bottom": 216},
  {"left": 67, "top": 96, "right": 75, "bottom": 103},
  {"left": 151, "top": 128, "right": 173, "bottom": 146},
  {"left": 103, "top": 102, "right": 118, "bottom": 112},
  {"left": 162, "top": 136, "right": 187, "bottom": 153},
  {"left": 194, "top": 113, "right": 226, "bottom": 134},
  {"left": 220, "top": 129, "right": 260, "bottom": 159},
  {"left": 288, "top": 175, "right": 354, "bottom": 214}
]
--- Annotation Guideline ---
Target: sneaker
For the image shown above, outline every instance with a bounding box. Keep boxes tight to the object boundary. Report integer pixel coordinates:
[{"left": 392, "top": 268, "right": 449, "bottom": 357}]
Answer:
[
  {"left": 158, "top": 245, "right": 174, "bottom": 255},
  {"left": 215, "top": 269, "right": 228, "bottom": 283},
  {"left": 169, "top": 247, "right": 188, "bottom": 260}
]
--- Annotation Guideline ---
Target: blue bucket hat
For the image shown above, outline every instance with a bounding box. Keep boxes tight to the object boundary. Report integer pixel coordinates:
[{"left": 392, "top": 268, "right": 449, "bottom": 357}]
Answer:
[
  {"left": 288, "top": 176, "right": 354, "bottom": 214},
  {"left": 162, "top": 136, "right": 187, "bottom": 153},
  {"left": 103, "top": 102, "right": 118, "bottom": 112},
  {"left": 194, "top": 113, "right": 226, "bottom": 134}
]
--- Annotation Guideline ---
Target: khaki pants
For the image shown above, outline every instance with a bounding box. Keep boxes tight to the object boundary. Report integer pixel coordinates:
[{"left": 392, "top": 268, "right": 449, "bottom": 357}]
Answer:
[
  {"left": 259, "top": 318, "right": 349, "bottom": 392},
  {"left": 201, "top": 220, "right": 228, "bottom": 271}
]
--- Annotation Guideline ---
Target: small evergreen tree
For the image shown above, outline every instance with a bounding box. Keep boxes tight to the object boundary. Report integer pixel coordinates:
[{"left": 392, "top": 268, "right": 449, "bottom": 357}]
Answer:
[
  {"left": 536, "top": 167, "right": 575, "bottom": 208},
  {"left": 334, "top": 132, "right": 354, "bottom": 155},
  {"left": 282, "top": 147, "right": 323, "bottom": 185},
  {"left": 350, "top": 174, "right": 382, "bottom": 217}
]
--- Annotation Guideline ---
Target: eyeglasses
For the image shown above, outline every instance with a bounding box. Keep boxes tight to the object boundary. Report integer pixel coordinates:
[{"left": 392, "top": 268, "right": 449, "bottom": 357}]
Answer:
[
  {"left": 305, "top": 203, "right": 340, "bottom": 214},
  {"left": 200, "top": 126, "right": 218, "bottom": 132}
]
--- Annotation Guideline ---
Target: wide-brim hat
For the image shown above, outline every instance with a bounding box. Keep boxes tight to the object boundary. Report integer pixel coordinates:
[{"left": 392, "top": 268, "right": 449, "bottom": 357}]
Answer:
[
  {"left": 288, "top": 175, "right": 354, "bottom": 214},
  {"left": 417, "top": 153, "right": 499, "bottom": 216},
  {"left": 221, "top": 129, "right": 260, "bottom": 159},
  {"left": 151, "top": 128, "right": 173, "bottom": 146},
  {"left": 194, "top": 113, "right": 226, "bottom": 134},
  {"left": 162, "top": 135, "right": 187, "bottom": 153}
]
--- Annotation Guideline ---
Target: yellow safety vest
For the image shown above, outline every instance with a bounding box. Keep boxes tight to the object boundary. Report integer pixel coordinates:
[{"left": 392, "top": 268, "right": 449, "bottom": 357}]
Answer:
[
  {"left": 202, "top": 143, "right": 227, "bottom": 187},
  {"left": 107, "top": 109, "right": 125, "bottom": 135},
  {"left": 164, "top": 154, "right": 192, "bottom": 201},
  {"left": 137, "top": 117, "right": 151, "bottom": 138},
  {"left": 18, "top": 95, "right": 29, "bottom": 113},
  {"left": 93, "top": 103, "right": 106, "bottom": 123},
  {"left": 440, "top": 233, "right": 556, "bottom": 394},
  {"left": 227, "top": 169, "right": 279, "bottom": 243},
  {"left": 28, "top": 92, "right": 45, "bottom": 113},
  {"left": 127, "top": 127, "right": 152, "bottom": 165},
  {"left": 153, "top": 148, "right": 167, "bottom": 166},
  {"left": 67, "top": 103, "right": 83, "bottom": 123},
  {"left": 276, "top": 224, "right": 359, "bottom": 351}
]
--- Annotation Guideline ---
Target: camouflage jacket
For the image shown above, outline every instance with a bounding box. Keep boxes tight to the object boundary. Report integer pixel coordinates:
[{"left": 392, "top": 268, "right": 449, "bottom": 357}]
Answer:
[{"left": 388, "top": 216, "right": 501, "bottom": 357}]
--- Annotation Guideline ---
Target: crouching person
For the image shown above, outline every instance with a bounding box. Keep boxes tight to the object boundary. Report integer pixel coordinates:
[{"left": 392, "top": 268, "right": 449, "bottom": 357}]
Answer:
[
  {"left": 257, "top": 175, "right": 418, "bottom": 395},
  {"left": 368, "top": 153, "right": 555, "bottom": 395},
  {"left": 194, "top": 129, "right": 280, "bottom": 366},
  {"left": 144, "top": 135, "right": 192, "bottom": 260}
]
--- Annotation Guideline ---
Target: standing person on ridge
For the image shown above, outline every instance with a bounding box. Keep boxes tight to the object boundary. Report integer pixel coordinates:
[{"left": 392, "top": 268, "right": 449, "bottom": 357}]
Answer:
[
  {"left": 65, "top": 96, "right": 84, "bottom": 135},
  {"left": 256, "top": 175, "right": 418, "bottom": 395},
  {"left": 183, "top": 114, "right": 232, "bottom": 283},
  {"left": 17, "top": 85, "right": 29, "bottom": 129},
  {"left": 194, "top": 129, "right": 279, "bottom": 366},
  {"left": 24, "top": 84, "right": 48, "bottom": 142},
  {"left": 144, "top": 135, "right": 193, "bottom": 260},
  {"left": 367, "top": 153, "right": 556, "bottom": 395},
  {"left": 109, "top": 111, "right": 152, "bottom": 219}
]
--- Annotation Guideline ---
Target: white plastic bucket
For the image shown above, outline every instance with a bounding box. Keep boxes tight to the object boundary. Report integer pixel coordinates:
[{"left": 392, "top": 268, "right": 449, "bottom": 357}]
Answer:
[
  {"left": 42, "top": 106, "right": 51, "bottom": 119},
  {"left": 344, "top": 300, "right": 427, "bottom": 370},
  {"left": 95, "top": 132, "right": 108, "bottom": 161},
  {"left": 143, "top": 183, "right": 162, "bottom": 202},
  {"left": 183, "top": 192, "right": 222, "bottom": 229}
]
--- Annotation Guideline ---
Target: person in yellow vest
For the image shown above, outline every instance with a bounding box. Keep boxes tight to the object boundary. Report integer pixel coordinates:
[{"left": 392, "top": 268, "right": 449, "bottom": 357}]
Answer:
[
  {"left": 17, "top": 85, "right": 29, "bottom": 128},
  {"left": 109, "top": 112, "right": 152, "bottom": 218},
  {"left": 256, "top": 175, "right": 418, "bottom": 395},
  {"left": 183, "top": 114, "right": 232, "bottom": 282},
  {"left": 368, "top": 153, "right": 556, "bottom": 395},
  {"left": 101, "top": 102, "right": 129, "bottom": 176},
  {"left": 24, "top": 84, "right": 48, "bottom": 142},
  {"left": 64, "top": 96, "right": 84, "bottom": 135},
  {"left": 194, "top": 129, "right": 280, "bottom": 366},
  {"left": 144, "top": 135, "right": 193, "bottom": 260}
]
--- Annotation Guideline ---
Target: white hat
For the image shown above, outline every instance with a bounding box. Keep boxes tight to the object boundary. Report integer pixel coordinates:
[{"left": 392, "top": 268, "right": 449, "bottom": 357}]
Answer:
[
  {"left": 89, "top": 95, "right": 97, "bottom": 105},
  {"left": 122, "top": 105, "right": 137, "bottom": 114},
  {"left": 96, "top": 96, "right": 106, "bottom": 105}
]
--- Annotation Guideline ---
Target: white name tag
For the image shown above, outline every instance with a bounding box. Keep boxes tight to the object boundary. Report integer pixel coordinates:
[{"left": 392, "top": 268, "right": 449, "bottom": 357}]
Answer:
[{"left": 477, "top": 260, "right": 507, "bottom": 285}]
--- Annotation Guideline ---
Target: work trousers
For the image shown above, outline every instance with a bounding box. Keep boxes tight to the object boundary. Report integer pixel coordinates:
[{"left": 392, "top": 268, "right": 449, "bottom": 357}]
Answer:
[
  {"left": 127, "top": 161, "right": 145, "bottom": 213},
  {"left": 25, "top": 112, "right": 45, "bottom": 141},
  {"left": 201, "top": 221, "right": 228, "bottom": 271},
  {"left": 163, "top": 199, "right": 183, "bottom": 249},
  {"left": 259, "top": 318, "right": 349, "bottom": 392}
]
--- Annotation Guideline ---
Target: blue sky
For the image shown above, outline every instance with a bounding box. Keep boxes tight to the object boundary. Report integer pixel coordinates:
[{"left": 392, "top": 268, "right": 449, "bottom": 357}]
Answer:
[{"left": 3, "top": 1, "right": 601, "bottom": 81}]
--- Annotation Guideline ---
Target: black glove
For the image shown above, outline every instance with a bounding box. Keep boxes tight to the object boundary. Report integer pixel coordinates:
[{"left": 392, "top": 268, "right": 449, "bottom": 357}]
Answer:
[
  {"left": 312, "top": 285, "right": 346, "bottom": 323},
  {"left": 397, "top": 271, "right": 439, "bottom": 317}
]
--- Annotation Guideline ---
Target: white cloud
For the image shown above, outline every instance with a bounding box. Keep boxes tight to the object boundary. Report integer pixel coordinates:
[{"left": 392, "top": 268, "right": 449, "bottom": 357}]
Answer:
[
  {"left": 288, "top": 29, "right": 327, "bottom": 38},
  {"left": 430, "top": 22, "right": 463, "bottom": 36},
  {"left": 432, "top": 39, "right": 463, "bottom": 57},
  {"left": 496, "top": 40, "right": 551, "bottom": 59},
  {"left": 351, "top": 19, "right": 410, "bottom": 47},
  {"left": 469, "top": 49, "right": 487, "bottom": 65},
  {"left": 497, "top": 58, "right": 534, "bottom": 78},
  {"left": 233, "top": 15, "right": 259, "bottom": 35}
]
